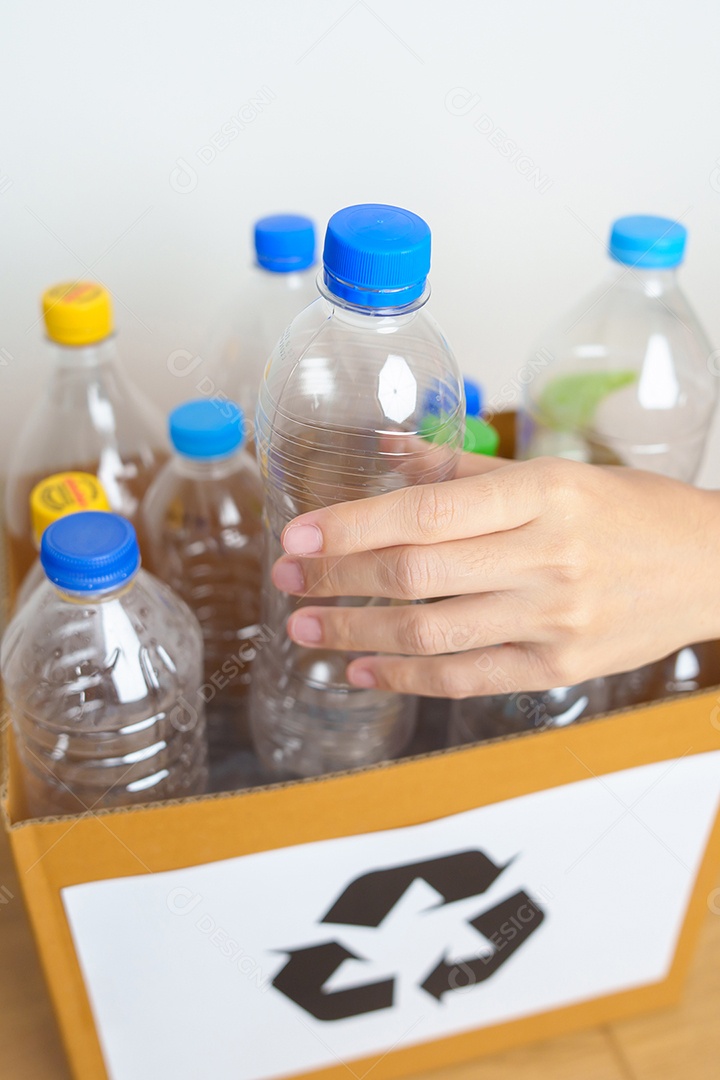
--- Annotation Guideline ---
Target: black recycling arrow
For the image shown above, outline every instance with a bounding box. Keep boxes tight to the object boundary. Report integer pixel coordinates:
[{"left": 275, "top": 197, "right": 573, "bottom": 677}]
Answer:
[
  {"left": 322, "top": 850, "right": 508, "bottom": 928},
  {"left": 421, "top": 890, "right": 545, "bottom": 1001},
  {"left": 272, "top": 941, "right": 395, "bottom": 1021}
]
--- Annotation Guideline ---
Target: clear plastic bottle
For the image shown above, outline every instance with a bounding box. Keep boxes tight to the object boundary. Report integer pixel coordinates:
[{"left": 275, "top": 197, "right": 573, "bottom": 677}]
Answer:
[
  {"left": 1, "top": 512, "right": 208, "bottom": 817},
  {"left": 450, "top": 679, "right": 610, "bottom": 747},
  {"left": 251, "top": 203, "right": 464, "bottom": 779},
  {"left": 517, "top": 215, "right": 717, "bottom": 478},
  {"left": 4, "top": 282, "right": 165, "bottom": 607},
  {"left": 141, "top": 399, "right": 264, "bottom": 759},
  {"left": 15, "top": 471, "right": 111, "bottom": 612},
  {"left": 518, "top": 216, "right": 718, "bottom": 707},
  {"left": 211, "top": 214, "right": 318, "bottom": 433}
]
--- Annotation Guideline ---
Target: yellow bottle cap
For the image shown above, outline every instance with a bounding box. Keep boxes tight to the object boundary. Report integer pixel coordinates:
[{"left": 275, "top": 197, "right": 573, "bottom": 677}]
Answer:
[
  {"left": 30, "top": 472, "right": 111, "bottom": 547},
  {"left": 42, "top": 281, "right": 113, "bottom": 346}
]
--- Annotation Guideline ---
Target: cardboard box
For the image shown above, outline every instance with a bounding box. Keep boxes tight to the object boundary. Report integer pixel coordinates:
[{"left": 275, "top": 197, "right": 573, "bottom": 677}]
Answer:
[
  {"left": 5, "top": 694, "right": 720, "bottom": 1080},
  {"left": 4, "top": 413, "right": 720, "bottom": 1080}
]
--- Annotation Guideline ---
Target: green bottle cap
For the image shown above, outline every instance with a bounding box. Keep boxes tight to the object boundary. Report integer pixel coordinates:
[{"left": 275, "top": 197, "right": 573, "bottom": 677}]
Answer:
[
  {"left": 420, "top": 413, "right": 499, "bottom": 456},
  {"left": 463, "top": 416, "right": 500, "bottom": 456}
]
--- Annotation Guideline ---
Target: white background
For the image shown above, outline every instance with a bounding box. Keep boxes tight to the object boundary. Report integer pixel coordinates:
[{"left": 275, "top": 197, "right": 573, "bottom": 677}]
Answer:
[{"left": 2, "top": 0, "right": 720, "bottom": 481}]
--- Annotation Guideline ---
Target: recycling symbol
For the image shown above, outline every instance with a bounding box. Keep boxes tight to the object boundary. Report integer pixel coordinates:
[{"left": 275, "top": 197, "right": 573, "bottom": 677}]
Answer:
[{"left": 272, "top": 850, "right": 545, "bottom": 1021}]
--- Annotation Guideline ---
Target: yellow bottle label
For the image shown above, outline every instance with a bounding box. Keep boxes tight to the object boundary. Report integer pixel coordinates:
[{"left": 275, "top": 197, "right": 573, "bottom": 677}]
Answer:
[{"left": 30, "top": 472, "right": 111, "bottom": 546}]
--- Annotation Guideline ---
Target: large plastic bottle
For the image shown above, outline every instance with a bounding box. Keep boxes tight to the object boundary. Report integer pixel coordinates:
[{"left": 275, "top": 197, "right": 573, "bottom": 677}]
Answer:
[
  {"left": 251, "top": 203, "right": 465, "bottom": 779},
  {"left": 212, "top": 215, "right": 318, "bottom": 432},
  {"left": 4, "top": 282, "right": 165, "bottom": 606},
  {"left": 1, "top": 512, "right": 208, "bottom": 817},
  {"left": 14, "top": 471, "right": 111, "bottom": 612},
  {"left": 141, "top": 399, "right": 264, "bottom": 758},
  {"left": 517, "top": 215, "right": 718, "bottom": 708},
  {"left": 517, "top": 215, "right": 716, "bottom": 477}
]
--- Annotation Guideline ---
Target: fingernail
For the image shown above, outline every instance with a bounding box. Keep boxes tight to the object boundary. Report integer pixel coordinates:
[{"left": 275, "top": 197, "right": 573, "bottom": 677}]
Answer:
[
  {"left": 272, "top": 559, "right": 305, "bottom": 593},
  {"left": 348, "top": 665, "right": 377, "bottom": 689},
  {"left": 284, "top": 524, "right": 323, "bottom": 555},
  {"left": 290, "top": 614, "right": 323, "bottom": 645}
]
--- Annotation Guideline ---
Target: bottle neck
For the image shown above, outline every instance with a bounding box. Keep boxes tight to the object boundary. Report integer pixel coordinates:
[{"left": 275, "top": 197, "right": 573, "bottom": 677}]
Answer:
[
  {"left": 50, "top": 335, "right": 119, "bottom": 370},
  {"left": 611, "top": 262, "right": 679, "bottom": 297},
  {"left": 172, "top": 450, "right": 245, "bottom": 479},
  {"left": 260, "top": 266, "right": 316, "bottom": 289},
  {"left": 317, "top": 273, "right": 430, "bottom": 328}
]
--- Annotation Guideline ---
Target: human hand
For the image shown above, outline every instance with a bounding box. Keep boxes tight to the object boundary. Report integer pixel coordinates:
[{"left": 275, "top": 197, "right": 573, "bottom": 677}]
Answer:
[{"left": 271, "top": 455, "right": 720, "bottom": 698}]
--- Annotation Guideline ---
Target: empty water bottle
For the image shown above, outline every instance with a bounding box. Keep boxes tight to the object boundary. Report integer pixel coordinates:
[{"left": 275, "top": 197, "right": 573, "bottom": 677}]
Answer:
[
  {"left": 141, "top": 399, "right": 264, "bottom": 758},
  {"left": 211, "top": 214, "right": 318, "bottom": 433},
  {"left": 4, "top": 281, "right": 165, "bottom": 607},
  {"left": 518, "top": 215, "right": 716, "bottom": 478},
  {"left": 251, "top": 203, "right": 464, "bottom": 778},
  {"left": 1, "top": 512, "right": 208, "bottom": 816}
]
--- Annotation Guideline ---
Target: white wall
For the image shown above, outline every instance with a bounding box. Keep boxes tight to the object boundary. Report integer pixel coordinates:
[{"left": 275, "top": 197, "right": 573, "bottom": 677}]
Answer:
[{"left": 3, "top": 0, "right": 720, "bottom": 482}]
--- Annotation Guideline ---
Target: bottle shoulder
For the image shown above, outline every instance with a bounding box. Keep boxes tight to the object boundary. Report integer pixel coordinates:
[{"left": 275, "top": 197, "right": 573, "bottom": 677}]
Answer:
[
  {"left": 262, "top": 299, "right": 461, "bottom": 410},
  {"left": 1, "top": 573, "right": 202, "bottom": 687},
  {"left": 141, "top": 453, "right": 264, "bottom": 538},
  {"left": 536, "top": 276, "right": 713, "bottom": 361},
  {"left": 5, "top": 360, "right": 165, "bottom": 491},
  {"left": 278, "top": 297, "right": 453, "bottom": 349}
]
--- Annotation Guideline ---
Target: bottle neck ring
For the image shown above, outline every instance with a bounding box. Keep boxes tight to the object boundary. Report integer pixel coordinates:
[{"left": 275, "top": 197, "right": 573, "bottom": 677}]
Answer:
[
  {"left": 51, "top": 334, "right": 118, "bottom": 369},
  {"left": 317, "top": 272, "right": 431, "bottom": 318}
]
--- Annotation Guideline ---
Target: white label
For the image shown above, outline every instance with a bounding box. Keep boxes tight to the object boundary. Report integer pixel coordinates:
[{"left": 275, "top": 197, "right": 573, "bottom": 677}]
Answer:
[{"left": 62, "top": 752, "right": 720, "bottom": 1080}]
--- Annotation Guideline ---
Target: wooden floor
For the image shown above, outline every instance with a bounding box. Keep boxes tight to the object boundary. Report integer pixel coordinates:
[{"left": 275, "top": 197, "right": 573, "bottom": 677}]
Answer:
[{"left": 1, "top": 819, "right": 718, "bottom": 1080}]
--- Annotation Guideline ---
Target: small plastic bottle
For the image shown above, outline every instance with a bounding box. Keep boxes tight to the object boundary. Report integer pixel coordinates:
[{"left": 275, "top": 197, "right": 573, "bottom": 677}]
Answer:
[
  {"left": 212, "top": 214, "right": 318, "bottom": 433},
  {"left": 251, "top": 203, "right": 464, "bottom": 779},
  {"left": 14, "top": 471, "right": 110, "bottom": 612},
  {"left": 141, "top": 399, "right": 264, "bottom": 759},
  {"left": 4, "top": 282, "right": 165, "bottom": 606},
  {"left": 1, "top": 512, "right": 208, "bottom": 817}
]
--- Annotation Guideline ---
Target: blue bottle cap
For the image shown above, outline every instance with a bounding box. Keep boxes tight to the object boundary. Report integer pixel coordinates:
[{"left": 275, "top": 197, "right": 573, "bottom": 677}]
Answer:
[
  {"left": 609, "top": 215, "right": 687, "bottom": 269},
  {"left": 169, "top": 399, "right": 245, "bottom": 459},
  {"left": 463, "top": 377, "right": 483, "bottom": 417},
  {"left": 254, "top": 214, "right": 316, "bottom": 272},
  {"left": 40, "top": 511, "right": 140, "bottom": 594},
  {"left": 323, "top": 203, "right": 431, "bottom": 309}
]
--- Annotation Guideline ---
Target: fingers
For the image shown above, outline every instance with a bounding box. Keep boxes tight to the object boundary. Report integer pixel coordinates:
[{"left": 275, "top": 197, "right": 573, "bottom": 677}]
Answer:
[
  {"left": 280, "top": 461, "right": 544, "bottom": 558},
  {"left": 272, "top": 529, "right": 541, "bottom": 601},
  {"left": 345, "top": 644, "right": 555, "bottom": 698},
  {"left": 286, "top": 593, "right": 543, "bottom": 655}
]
